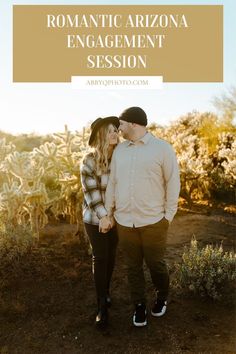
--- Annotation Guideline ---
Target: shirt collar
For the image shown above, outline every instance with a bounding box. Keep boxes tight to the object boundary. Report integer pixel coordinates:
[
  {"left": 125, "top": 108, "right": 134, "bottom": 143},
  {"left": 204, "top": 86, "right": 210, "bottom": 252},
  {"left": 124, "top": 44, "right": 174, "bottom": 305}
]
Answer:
[{"left": 127, "top": 132, "right": 151, "bottom": 146}]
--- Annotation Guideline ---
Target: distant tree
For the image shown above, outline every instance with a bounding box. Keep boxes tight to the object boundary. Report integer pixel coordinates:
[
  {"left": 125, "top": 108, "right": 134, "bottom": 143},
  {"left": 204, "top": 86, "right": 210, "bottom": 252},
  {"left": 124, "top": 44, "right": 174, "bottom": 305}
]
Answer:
[{"left": 213, "top": 86, "right": 236, "bottom": 129}]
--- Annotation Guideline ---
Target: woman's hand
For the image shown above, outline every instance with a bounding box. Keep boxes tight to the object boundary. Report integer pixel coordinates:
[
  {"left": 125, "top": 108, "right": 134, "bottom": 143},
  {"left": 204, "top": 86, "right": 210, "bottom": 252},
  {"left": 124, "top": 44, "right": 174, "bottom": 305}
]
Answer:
[{"left": 99, "top": 216, "right": 111, "bottom": 233}]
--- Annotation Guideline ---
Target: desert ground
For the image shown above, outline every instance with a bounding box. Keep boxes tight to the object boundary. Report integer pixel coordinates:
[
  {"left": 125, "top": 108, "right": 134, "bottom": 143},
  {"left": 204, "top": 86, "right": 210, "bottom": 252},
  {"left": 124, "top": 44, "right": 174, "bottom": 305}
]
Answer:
[{"left": 0, "top": 204, "right": 235, "bottom": 353}]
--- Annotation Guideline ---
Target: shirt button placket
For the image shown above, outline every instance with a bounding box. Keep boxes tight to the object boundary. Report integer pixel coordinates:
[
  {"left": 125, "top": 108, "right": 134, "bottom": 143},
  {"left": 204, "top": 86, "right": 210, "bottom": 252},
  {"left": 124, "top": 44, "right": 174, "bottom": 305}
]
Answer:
[{"left": 130, "top": 147, "right": 137, "bottom": 226}]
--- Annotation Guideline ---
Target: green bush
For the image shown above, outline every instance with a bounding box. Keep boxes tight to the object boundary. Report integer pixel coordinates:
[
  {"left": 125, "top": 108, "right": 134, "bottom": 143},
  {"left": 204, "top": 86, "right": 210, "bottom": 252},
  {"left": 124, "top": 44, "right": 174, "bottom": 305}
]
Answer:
[
  {"left": 0, "top": 218, "right": 35, "bottom": 269},
  {"left": 174, "top": 238, "right": 236, "bottom": 300}
]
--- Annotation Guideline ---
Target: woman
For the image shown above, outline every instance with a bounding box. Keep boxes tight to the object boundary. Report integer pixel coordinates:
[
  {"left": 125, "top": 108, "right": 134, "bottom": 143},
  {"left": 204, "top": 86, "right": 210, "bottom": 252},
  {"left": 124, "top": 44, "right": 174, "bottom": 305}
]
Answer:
[{"left": 80, "top": 116, "right": 119, "bottom": 329}]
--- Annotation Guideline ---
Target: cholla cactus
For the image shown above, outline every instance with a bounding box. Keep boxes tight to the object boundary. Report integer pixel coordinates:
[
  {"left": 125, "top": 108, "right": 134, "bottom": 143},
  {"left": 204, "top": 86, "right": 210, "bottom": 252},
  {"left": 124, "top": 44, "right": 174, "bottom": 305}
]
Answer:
[
  {"left": 0, "top": 182, "right": 24, "bottom": 224},
  {"left": 51, "top": 126, "right": 84, "bottom": 228},
  {"left": 0, "top": 151, "right": 50, "bottom": 238},
  {"left": 0, "top": 138, "right": 15, "bottom": 160},
  {"left": 162, "top": 116, "right": 213, "bottom": 204},
  {"left": 33, "top": 126, "right": 84, "bottom": 230},
  {"left": 218, "top": 134, "right": 236, "bottom": 187},
  {"left": 33, "top": 142, "right": 58, "bottom": 171},
  {"left": 0, "top": 138, "right": 16, "bottom": 185},
  {"left": 0, "top": 126, "right": 87, "bottom": 236},
  {"left": 3, "top": 151, "right": 41, "bottom": 184},
  {"left": 209, "top": 132, "right": 236, "bottom": 199}
]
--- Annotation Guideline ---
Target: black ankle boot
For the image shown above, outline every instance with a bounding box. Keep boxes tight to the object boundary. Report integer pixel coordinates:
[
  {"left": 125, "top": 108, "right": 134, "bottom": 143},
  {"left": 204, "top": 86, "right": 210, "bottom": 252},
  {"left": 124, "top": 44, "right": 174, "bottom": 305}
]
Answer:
[{"left": 96, "top": 297, "right": 108, "bottom": 329}]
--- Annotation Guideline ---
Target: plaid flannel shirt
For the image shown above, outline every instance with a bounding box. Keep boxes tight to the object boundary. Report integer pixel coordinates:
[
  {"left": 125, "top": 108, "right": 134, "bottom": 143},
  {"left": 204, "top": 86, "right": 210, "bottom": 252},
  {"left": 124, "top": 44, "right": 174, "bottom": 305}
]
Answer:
[{"left": 80, "top": 152, "right": 109, "bottom": 225}]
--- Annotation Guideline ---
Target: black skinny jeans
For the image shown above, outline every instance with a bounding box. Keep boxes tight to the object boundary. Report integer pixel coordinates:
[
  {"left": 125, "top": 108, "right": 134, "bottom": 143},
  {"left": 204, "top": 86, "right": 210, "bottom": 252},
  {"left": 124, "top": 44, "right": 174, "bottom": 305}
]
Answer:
[{"left": 84, "top": 223, "right": 118, "bottom": 301}]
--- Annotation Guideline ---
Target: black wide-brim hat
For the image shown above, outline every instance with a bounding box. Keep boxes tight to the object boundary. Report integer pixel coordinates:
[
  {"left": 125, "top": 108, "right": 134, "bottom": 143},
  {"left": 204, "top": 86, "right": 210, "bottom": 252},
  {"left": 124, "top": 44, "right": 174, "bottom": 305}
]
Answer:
[{"left": 88, "top": 116, "right": 120, "bottom": 146}]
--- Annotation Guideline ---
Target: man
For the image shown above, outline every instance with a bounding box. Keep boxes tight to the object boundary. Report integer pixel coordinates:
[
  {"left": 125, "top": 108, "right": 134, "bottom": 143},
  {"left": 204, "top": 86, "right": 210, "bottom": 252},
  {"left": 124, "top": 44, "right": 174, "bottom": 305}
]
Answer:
[{"left": 104, "top": 107, "right": 180, "bottom": 327}]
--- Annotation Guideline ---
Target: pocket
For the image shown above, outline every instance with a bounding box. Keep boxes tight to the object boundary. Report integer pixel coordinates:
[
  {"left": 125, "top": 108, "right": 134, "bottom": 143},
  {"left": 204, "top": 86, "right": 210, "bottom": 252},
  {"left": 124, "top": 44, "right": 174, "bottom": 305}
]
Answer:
[{"left": 146, "top": 218, "right": 168, "bottom": 231}]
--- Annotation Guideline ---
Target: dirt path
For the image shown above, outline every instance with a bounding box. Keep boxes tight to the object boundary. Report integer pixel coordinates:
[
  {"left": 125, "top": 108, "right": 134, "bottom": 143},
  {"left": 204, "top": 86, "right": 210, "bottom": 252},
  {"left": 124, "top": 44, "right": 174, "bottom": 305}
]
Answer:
[{"left": 0, "top": 208, "right": 235, "bottom": 353}]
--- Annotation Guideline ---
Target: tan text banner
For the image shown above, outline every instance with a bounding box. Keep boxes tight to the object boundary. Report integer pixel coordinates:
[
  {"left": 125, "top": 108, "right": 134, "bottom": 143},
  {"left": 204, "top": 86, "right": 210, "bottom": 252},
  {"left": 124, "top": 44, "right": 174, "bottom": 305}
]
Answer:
[{"left": 13, "top": 5, "right": 223, "bottom": 82}]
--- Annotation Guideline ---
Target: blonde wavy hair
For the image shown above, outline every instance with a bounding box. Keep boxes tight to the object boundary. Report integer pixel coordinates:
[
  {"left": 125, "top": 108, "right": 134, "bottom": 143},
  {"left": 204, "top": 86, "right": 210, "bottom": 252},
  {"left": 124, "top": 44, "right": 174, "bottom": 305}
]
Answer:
[{"left": 90, "top": 123, "right": 118, "bottom": 175}]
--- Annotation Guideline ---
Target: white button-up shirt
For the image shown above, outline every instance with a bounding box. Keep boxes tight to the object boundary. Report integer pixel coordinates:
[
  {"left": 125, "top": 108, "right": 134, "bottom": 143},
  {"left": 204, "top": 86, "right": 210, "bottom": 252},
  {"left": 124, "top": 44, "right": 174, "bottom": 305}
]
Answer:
[{"left": 105, "top": 132, "right": 180, "bottom": 227}]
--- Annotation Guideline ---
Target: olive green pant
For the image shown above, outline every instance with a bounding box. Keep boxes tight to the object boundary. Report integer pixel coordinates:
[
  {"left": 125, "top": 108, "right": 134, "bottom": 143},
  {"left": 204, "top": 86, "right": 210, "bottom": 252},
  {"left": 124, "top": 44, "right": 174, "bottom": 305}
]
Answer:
[{"left": 117, "top": 218, "right": 169, "bottom": 304}]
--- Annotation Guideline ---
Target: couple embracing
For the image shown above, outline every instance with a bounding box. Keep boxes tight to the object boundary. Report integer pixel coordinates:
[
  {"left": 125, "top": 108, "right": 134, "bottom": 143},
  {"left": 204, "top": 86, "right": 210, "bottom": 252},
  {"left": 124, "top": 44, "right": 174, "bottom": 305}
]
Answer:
[{"left": 80, "top": 107, "right": 180, "bottom": 329}]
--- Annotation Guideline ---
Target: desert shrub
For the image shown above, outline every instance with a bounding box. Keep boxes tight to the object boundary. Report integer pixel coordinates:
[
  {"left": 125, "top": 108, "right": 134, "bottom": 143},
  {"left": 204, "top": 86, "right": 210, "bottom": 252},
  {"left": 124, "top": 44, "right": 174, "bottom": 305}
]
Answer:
[
  {"left": 0, "top": 217, "right": 35, "bottom": 269},
  {"left": 174, "top": 238, "right": 236, "bottom": 300}
]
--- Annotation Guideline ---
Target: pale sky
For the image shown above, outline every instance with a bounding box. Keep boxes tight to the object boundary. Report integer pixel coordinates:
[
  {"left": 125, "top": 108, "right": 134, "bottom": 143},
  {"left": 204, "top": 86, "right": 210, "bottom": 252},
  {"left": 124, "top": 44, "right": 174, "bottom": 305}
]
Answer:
[{"left": 0, "top": 0, "right": 235, "bottom": 135}]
